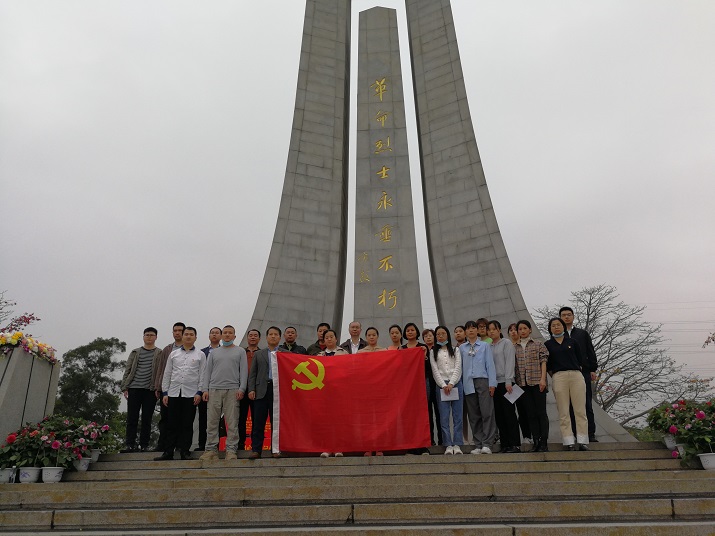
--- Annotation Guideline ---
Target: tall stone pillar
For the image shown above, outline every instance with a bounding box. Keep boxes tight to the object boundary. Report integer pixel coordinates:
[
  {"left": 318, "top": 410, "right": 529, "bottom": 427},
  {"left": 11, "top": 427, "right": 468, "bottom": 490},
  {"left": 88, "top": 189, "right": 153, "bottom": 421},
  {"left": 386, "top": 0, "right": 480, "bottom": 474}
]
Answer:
[
  {"left": 241, "top": 0, "right": 351, "bottom": 345},
  {"left": 405, "top": 0, "right": 537, "bottom": 331},
  {"left": 354, "top": 7, "right": 423, "bottom": 337}
]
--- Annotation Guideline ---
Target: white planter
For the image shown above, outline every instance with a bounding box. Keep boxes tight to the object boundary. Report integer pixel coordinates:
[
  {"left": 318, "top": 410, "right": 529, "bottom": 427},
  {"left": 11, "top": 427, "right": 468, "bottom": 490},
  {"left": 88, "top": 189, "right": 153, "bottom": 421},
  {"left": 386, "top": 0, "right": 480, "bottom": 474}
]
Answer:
[
  {"left": 698, "top": 453, "right": 715, "bottom": 470},
  {"left": 662, "top": 434, "right": 677, "bottom": 450},
  {"left": 72, "top": 458, "right": 91, "bottom": 472},
  {"left": 675, "top": 444, "right": 686, "bottom": 457},
  {"left": 41, "top": 467, "right": 64, "bottom": 483},
  {"left": 0, "top": 468, "right": 15, "bottom": 484},
  {"left": 90, "top": 449, "right": 101, "bottom": 462},
  {"left": 17, "top": 466, "right": 41, "bottom": 483}
]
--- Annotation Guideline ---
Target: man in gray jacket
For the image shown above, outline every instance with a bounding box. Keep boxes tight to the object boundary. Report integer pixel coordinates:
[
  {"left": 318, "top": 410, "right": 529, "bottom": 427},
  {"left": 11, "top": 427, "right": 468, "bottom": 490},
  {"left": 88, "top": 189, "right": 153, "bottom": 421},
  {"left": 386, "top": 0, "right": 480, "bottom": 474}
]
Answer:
[{"left": 199, "top": 325, "right": 248, "bottom": 461}]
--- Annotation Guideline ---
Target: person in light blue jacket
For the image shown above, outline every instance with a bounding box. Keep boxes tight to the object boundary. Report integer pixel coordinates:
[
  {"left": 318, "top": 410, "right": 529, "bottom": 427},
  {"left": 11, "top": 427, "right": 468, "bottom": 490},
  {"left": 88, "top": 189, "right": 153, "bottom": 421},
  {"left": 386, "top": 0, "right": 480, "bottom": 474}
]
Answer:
[{"left": 460, "top": 320, "right": 497, "bottom": 454}]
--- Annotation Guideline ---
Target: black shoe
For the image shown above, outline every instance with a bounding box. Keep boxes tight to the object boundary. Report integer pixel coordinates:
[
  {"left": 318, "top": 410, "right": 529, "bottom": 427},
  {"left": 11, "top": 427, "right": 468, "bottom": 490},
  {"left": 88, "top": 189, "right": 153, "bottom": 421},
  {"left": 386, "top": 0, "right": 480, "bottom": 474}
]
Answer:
[
  {"left": 579, "top": 444, "right": 590, "bottom": 451},
  {"left": 530, "top": 439, "right": 541, "bottom": 452},
  {"left": 237, "top": 443, "right": 245, "bottom": 451},
  {"left": 193, "top": 447, "right": 205, "bottom": 451},
  {"left": 180, "top": 451, "right": 192, "bottom": 460},
  {"left": 565, "top": 445, "right": 575, "bottom": 451},
  {"left": 538, "top": 442, "right": 549, "bottom": 452},
  {"left": 153, "top": 452, "right": 174, "bottom": 461},
  {"left": 120, "top": 446, "right": 137, "bottom": 453},
  {"left": 589, "top": 436, "right": 599, "bottom": 443},
  {"left": 139, "top": 446, "right": 148, "bottom": 452}
]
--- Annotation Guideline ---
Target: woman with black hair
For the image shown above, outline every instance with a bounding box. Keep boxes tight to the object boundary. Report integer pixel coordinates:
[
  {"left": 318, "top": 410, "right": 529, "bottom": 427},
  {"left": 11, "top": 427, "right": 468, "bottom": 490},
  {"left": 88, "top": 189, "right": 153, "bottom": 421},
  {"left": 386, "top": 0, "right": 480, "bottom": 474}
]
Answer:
[
  {"left": 488, "top": 320, "right": 521, "bottom": 453},
  {"left": 514, "top": 320, "right": 549, "bottom": 452},
  {"left": 545, "top": 317, "right": 590, "bottom": 451},
  {"left": 387, "top": 324, "right": 403, "bottom": 350},
  {"left": 430, "top": 325, "right": 463, "bottom": 454},
  {"left": 402, "top": 322, "right": 433, "bottom": 452}
]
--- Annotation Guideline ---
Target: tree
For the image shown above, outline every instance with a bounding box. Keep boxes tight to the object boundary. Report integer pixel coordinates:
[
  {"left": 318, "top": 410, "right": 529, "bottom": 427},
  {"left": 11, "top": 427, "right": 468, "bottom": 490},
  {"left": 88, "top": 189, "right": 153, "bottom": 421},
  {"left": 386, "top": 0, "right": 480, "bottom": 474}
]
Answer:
[
  {"left": 534, "top": 284, "right": 714, "bottom": 426},
  {"left": 0, "top": 290, "right": 40, "bottom": 334},
  {"left": 54, "top": 337, "right": 127, "bottom": 423}
]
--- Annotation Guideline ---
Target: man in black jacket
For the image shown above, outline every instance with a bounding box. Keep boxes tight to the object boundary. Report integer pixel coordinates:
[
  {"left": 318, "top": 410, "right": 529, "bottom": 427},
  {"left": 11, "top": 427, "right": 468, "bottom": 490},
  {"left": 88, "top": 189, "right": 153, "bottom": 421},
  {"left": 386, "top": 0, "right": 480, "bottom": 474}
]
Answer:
[
  {"left": 339, "top": 320, "right": 367, "bottom": 354},
  {"left": 560, "top": 307, "right": 599, "bottom": 442}
]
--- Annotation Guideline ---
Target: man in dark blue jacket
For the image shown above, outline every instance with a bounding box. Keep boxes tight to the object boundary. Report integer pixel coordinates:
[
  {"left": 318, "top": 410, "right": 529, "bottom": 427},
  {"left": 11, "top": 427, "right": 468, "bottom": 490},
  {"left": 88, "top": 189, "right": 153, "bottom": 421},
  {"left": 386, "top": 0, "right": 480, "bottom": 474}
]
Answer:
[{"left": 560, "top": 307, "right": 599, "bottom": 442}]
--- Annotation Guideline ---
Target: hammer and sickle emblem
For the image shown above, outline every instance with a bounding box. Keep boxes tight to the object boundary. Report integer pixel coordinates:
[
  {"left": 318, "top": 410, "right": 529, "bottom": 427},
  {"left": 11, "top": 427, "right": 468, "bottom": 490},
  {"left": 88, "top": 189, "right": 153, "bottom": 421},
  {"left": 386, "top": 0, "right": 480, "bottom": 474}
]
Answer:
[{"left": 291, "top": 358, "right": 326, "bottom": 391}]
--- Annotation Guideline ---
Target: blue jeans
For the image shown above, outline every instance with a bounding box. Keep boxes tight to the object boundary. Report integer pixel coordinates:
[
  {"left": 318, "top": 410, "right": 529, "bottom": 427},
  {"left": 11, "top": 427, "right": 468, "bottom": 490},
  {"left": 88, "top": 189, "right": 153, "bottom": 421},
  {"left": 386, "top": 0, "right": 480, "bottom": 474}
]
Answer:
[{"left": 436, "top": 381, "right": 463, "bottom": 446}]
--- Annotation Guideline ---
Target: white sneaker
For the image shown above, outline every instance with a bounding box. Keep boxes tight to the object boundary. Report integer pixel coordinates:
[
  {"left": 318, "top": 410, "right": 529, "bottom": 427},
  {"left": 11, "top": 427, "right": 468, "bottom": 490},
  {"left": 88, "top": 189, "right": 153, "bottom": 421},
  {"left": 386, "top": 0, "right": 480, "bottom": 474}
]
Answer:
[
  {"left": 470, "top": 447, "right": 482, "bottom": 455},
  {"left": 334, "top": 452, "right": 343, "bottom": 457},
  {"left": 320, "top": 452, "right": 329, "bottom": 458},
  {"left": 453, "top": 445, "right": 463, "bottom": 455},
  {"left": 481, "top": 446, "right": 492, "bottom": 454},
  {"left": 445, "top": 446, "right": 454, "bottom": 455}
]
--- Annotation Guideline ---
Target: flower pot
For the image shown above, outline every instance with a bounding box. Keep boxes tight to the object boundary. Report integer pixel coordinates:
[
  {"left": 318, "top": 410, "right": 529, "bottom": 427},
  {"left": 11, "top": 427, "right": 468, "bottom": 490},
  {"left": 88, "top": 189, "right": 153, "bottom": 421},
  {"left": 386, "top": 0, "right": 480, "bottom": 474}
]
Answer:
[
  {"left": 90, "top": 449, "right": 101, "bottom": 462},
  {"left": 698, "top": 453, "right": 715, "bottom": 470},
  {"left": 72, "top": 458, "right": 91, "bottom": 472},
  {"left": 41, "top": 467, "right": 64, "bottom": 483},
  {"left": 674, "top": 443, "right": 687, "bottom": 458},
  {"left": 662, "top": 434, "right": 677, "bottom": 450},
  {"left": 17, "top": 467, "right": 41, "bottom": 483},
  {"left": 0, "top": 468, "right": 15, "bottom": 484}
]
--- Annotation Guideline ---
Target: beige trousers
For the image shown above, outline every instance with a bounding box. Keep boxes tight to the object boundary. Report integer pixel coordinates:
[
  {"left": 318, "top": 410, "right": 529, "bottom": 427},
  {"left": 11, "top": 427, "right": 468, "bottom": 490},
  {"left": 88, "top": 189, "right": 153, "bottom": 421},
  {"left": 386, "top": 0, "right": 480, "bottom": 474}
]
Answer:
[
  {"left": 552, "top": 370, "right": 589, "bottom": 445},
  {"left": 206, "top": 389, "right": 240, "bottom": 453}
]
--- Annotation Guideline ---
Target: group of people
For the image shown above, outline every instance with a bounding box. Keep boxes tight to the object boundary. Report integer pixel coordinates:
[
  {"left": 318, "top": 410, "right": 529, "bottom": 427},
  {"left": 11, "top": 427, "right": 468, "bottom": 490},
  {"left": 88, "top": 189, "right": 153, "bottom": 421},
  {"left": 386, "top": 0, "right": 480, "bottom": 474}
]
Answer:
[{"left": 119, "top": 307, "right": 598, "bottom": 460}]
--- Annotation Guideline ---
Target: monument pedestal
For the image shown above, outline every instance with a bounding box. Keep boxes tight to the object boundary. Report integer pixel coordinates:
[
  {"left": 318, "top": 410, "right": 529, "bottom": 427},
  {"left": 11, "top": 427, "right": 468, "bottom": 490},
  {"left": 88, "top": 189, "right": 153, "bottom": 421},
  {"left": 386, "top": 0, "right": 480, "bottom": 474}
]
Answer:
[{"left": 0, "top": 347, "right": 60, "bottom": 439}]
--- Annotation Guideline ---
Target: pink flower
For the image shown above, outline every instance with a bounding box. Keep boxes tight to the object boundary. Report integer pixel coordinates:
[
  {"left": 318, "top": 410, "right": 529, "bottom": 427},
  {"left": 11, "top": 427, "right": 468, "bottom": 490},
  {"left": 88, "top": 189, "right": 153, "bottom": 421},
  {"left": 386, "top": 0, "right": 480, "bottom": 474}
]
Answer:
[
  {"left": 40, "top": 435, "right": 48, "bottom": 441},
  {"left": 101, "top": 425, "right": 109, "bottom": 432},
  {"left": 685, "top": 424, "right": 692, "bottom": 430},
  {"left": 669, "top": 425, "right": 678, "bottom": 434},
  {"left": 78, "top": 438, "right": 85, "bottom": 444},
  {"left": 51, "top": 440, "right": 61, "bottom": 450},
  {"left": 64, "top": 442, "right": 72, "bottom": 448},
  {"left": 696, "top": 411, "right": 706, "bottom": 420},
  {"left": 90, "top": 431, "right": 98, "bottom": 439},
  {"left": 672, "top": 404, "right": 679, "bottom": 409},
  {"left": 671, "top": 450, "right": 679, "bottom": 458},
  {"left": 6, "top": 433, "right": 17, "bottom": 444}
]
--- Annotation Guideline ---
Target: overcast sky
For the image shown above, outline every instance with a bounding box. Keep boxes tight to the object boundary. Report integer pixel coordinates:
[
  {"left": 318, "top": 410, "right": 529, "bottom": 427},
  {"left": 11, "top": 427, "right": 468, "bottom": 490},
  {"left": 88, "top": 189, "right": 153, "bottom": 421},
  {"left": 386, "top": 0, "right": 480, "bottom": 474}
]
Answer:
[{"left": 1, "top": 0, "right": 713, "bottom": 382}]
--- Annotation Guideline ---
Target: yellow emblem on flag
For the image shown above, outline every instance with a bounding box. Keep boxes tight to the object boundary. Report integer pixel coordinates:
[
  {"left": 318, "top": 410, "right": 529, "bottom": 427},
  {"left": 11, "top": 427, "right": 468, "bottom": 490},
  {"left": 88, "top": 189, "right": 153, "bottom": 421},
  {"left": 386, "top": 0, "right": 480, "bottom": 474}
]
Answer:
[{"left": 291, "top": 358, "right": 326, "bottom": 391}]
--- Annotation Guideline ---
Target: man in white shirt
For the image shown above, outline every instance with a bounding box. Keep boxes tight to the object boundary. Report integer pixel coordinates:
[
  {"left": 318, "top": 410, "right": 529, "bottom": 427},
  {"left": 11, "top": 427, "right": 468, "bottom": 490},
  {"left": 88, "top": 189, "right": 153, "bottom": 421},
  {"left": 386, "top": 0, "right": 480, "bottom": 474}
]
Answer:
[{"left": 155, "top": 326, "right": 206, "bottom": 461}]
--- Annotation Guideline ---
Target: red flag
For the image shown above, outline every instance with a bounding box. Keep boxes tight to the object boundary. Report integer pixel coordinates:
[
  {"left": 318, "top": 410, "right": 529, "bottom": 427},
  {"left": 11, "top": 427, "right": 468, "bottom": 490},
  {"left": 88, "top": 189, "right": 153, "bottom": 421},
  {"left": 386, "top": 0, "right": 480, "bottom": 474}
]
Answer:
[{"left": 272, "top": 348, "right": 430, "bottom": 453}]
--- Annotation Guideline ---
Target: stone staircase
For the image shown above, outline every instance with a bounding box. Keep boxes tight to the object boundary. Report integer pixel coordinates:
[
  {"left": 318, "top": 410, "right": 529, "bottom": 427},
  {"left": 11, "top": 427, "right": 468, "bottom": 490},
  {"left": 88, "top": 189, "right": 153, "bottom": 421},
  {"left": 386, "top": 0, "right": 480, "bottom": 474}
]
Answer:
[{"left": 1, "top": 441, "right": 714, "bottom": 535}]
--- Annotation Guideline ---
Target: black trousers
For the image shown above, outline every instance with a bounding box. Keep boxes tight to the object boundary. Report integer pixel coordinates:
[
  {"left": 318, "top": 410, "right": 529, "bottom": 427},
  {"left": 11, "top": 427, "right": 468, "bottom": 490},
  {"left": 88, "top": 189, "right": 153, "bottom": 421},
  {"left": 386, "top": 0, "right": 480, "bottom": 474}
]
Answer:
[
  {"left": 494, "top": 383, "right": 521, "bottom": 449},
  {"left": 156, "top": 398, "right": 169, "bottom": 451},
  {"left": 515, "top": 394, "right": 532, "bottom": 440},
  {"left": 570, "top": 371, "right": 596, "bottom": 437},
  {"left": 522, "top": 385, "right": 549, "bottom": 442},
  {"left": 427, "top": 376, "right": 443, "bottom": 445},
  {"left": 125, "top": 388, "right": 156, "bottom": 448},
  {"left": 238, "top": 397, "right": 254, "bottom": 449},
  {"left": 196, "top": 399, "right": 207, "bottom": 449},
  {"left": 165, "top": 396, "right": 197, "bottom": 454},
  {"left": 251, "top": 383, "right": 273, "bottom": 453}
]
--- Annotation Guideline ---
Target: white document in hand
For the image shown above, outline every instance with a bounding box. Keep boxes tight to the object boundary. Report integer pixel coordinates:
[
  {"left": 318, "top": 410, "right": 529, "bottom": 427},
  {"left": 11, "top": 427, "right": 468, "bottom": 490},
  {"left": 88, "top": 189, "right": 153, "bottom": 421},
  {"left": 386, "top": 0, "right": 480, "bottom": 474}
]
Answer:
[
  {"left": 440, "top": 387, "right": 459, "bottom": 401},
  {"left": 504, "top": 384, "right": 524, "bottom": 404}
]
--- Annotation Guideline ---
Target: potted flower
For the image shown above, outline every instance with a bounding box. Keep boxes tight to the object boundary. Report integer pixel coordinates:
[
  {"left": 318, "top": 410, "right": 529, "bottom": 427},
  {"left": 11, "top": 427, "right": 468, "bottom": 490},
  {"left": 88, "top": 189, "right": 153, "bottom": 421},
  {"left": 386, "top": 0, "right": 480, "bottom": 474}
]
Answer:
[
  {"left": 0, "top": 436, "right": 17, "bottom": 483},
  {"left": 10, "top": 424, "right": 45, "bottom": 483},
  {"left": 647, "top": 401, "right": 685, "bottom": 449},
  {"left": 672, "top": 400, "right": 715, "bottom": 469}
]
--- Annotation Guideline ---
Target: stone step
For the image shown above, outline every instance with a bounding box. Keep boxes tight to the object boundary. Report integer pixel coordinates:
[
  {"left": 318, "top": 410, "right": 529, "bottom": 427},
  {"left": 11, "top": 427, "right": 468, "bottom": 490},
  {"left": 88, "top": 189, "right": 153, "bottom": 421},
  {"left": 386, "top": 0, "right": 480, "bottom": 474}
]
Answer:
[
  {"left": 90, "top": 448, "right": 674, "bottom": 471},
  {"left": 3, "top": 478, "right": 714, "bottom": 510},
  {"left": 13, "top": 522, "right": 715, "bottom": 536},
  {"left": 99, "top": 442, "right": 670, "bottom": 464},
  {"left": 2, "top": 498, "right": 714, "bottom": 532},
  {"left": 4, "top": 468, "right": 711, "bottom": 492},
  {"left": 98, "top": 441, "right": 666, "bottom": 462},
  {"left": 63, "top": 458, "right": 683, "bottom": 481}
]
